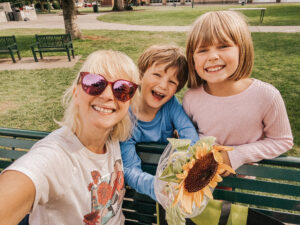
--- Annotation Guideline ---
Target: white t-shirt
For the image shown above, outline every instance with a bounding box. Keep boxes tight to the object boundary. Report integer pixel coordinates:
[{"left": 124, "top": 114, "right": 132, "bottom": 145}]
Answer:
[{"left": 5, "top": 126, "right": 125, "bottom": 225}]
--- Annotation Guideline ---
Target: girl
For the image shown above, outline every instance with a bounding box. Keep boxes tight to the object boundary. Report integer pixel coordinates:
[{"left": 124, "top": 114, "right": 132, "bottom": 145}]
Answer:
[
  {"left": 183, "top": 11, "right": 293, "bottom": 171},
  {"left": 0, "top": 50, "right": 140, "bottom": 225}
]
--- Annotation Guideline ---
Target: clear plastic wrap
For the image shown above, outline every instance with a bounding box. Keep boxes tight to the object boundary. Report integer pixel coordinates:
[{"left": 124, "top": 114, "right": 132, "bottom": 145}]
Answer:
[{"left": 154, "top": 137, "right": 235, "bottom": 225}]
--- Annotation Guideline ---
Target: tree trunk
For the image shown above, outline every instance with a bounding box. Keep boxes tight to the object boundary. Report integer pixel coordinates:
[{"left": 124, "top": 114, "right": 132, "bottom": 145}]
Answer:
[
  {"left": 112, "top": 0, "right": 124, "bottom": 11},
  {"left": 61, "top": 0, "right": 82, "bottom": 39}
]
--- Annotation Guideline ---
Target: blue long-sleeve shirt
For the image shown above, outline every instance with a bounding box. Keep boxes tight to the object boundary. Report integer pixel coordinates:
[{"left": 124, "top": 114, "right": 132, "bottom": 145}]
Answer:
[{"left": 120, "top": 96, "right": 199, "bottom": 201}]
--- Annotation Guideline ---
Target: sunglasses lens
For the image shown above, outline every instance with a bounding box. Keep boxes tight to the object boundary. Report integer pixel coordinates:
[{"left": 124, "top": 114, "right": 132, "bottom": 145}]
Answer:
[
  {"left": 113, "top": 81, "right": 137, "bottom": 102},
  {"left": 81, "top": 73, "right": 107, "bottom": 96}
]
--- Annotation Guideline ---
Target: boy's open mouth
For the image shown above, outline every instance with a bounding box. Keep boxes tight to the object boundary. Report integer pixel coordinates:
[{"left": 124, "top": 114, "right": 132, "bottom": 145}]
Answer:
[{"left": 152, "top": 90, "right": 165, "bottom": 100}]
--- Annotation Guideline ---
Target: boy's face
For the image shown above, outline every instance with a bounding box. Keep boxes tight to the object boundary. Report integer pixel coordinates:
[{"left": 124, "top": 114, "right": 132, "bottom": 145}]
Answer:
[{"left": 140, "top": 63, "right": 179, "bottom": 113}]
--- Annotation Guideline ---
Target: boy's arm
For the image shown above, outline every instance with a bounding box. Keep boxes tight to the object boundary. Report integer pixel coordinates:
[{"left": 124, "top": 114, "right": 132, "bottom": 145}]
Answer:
[
  {"left": 170, "top": 97, "right": 199, "bottom": 144},
  {"left": 227, "top": 91, "right": 294, "bottom": 170},
  {"left": 120, "top": 140, "right": 157, "bottom": 201}
]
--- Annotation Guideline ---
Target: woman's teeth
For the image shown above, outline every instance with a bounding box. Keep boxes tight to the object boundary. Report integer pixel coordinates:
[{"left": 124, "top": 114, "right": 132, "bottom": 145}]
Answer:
[
  {"left": 93, "top": 105, "right": 114, "bottom": 113},
  {"left": 206, "top": 66, "right": 224, "bottom": 72}
]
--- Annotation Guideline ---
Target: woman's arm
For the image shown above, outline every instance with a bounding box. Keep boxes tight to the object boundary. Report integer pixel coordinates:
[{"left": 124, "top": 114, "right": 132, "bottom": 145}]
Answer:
[{"left": 0, "top": 170, "right": 35, "bottom": 225}]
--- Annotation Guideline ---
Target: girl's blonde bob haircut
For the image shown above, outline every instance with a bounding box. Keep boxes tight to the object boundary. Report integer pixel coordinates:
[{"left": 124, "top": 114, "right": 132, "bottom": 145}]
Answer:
[
  {"left": 186, "top": 11, "right": 254, "bottom": 88},
  {"left": 58, "top": 50, "right": 140, "bottom": 141}
]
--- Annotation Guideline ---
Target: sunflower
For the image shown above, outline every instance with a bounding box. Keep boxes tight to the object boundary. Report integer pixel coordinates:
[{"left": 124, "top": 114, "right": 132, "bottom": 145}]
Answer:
[{"left": 173, "top": 143, "right": 235, "bottom": 214}]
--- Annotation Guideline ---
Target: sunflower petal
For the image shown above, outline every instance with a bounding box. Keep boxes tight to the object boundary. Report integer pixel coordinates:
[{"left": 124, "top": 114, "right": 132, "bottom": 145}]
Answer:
[
  {"left": 176, "top": 170, "right": 188, "bottom": 179},
  {"left": 203, "top": 186, "right": 213, "bottom": 199},
  {"left": 173, "top": 185, "right": 184, "bottom": 206},
  {"left": 194, "top": 190, "right": 203, "bottom": 208},
  {"left": 182, "top": 192, "right": 193, "bottom": 214},
  {"left": 209, "top": 181, "right": 218, "bottom": 188},
  {"left": 213, "top": 145, "right": 233, "bottom": 151},
  {"left": 220, "top": 164, "right": 236, "bottom": 174},
  {"left": 212, "top": 150, "right": 223, "bottom": 164}
]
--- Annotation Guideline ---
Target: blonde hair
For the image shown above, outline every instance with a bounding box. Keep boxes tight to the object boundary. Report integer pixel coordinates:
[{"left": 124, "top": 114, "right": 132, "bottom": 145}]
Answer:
[
  {"left": 138, "top": 45, "right": 188, "bottom": 92},
  {"left": 58, "top": 50, "right": 140, "bottom": 141},
  {"left": 186, "top": 11, "right": 254, "bottom": 88}
]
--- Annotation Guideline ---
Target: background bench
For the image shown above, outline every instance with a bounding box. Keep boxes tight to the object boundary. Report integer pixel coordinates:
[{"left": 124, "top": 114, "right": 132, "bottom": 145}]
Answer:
[
  {"left": 31, "top": 34, "right": 75, "bottom": 62},
  {"left": 0, "top": 127, "right": 299, "bottom": 225},
  {"left": 0, "top": 35, "right": 21, "bottom": 63},
  {"left": 229, "top": 8, "right": 267, "bottom": 24}
]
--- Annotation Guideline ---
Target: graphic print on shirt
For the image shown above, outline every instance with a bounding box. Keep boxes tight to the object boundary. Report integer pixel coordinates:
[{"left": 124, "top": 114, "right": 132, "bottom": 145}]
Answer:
[{"left": 83, "top": 159, "right": 125, "bottom": 225}]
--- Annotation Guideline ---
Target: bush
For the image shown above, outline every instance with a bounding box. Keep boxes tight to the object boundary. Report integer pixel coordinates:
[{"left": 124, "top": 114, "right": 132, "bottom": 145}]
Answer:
[
  {"left": 52, "top": 1, "right": 61, "bottom": 9},
  {"left": 35, "top": 3, "right": 50, "bottom": 10}
]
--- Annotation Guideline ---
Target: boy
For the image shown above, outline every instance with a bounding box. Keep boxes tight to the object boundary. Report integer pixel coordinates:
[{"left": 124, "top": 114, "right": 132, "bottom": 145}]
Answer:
[{"left": 121, "top": 45, "right": 199, "bottom": 201}]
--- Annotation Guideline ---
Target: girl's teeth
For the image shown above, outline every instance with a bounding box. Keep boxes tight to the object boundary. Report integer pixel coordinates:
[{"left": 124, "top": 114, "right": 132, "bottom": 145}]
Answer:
[
  {"left": 207, "top": 66, "right": 223, "bottom": 72},
  {"left": 93, "top": 106, "right": 113, "bottom": 113}
]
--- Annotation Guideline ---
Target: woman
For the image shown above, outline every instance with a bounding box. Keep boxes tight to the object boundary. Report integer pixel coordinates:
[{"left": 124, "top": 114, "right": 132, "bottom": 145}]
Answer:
[{"left": 0, "top": 50, "right": 140, "bottom": 225}]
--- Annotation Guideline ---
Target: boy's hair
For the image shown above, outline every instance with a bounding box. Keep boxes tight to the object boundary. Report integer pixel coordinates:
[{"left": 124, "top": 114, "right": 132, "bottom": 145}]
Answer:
[
  {"left": 186, "top": 11, "right": 254, "bottom": 88},
  {"left": 57, "top": 50, "right": 140, "bottom": 141},
  {"left": 138, "top": 45, "right": 188, "bottom": 92}
]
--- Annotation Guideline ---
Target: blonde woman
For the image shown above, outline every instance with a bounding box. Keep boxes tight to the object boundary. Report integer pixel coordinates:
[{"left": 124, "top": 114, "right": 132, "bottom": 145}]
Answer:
[{"left": 0, "top": 50, "right": 140, "bottom": 225}]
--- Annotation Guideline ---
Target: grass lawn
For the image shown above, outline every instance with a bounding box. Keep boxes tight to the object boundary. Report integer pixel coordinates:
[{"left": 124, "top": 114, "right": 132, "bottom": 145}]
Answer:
[
  {"left": 0, "top": 29, "right": 299, "bottom": 157},
  {"left": 97, "top": 3, "right": 300, "bottom": 26}
]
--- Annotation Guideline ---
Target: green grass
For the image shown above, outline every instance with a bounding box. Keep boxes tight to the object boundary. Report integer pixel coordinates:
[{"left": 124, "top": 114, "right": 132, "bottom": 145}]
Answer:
[
  {"left": 0, "top": 29, "right": 299, "bottom": 157},
  {"left": 97, "top": 3, "right": 300, "bottom": 26}
]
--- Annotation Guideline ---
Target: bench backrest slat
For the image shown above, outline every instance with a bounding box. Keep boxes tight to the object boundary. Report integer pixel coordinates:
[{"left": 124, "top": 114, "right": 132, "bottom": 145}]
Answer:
[
  {"left": 0, "top": 148, "right": 27, "bottom": 160},
  {"left": 35, "top": 34, "right": 72, "bottom": 48},
  {"left": 0, "top": 137, "right": 36, "bottom": 150},
  {"left": 214, "top": 189, "right": 299, "bottom": 211},
  {"left": 237, "top": 164, "right": 300, "bottom": 182},
  {"left": 220, "top": 176, "right": 300, "bottom": 197},
  {"left": 0, "top": 36, "right": 17, "bottom": 50},
  {"left": 254, "top": 207, "right": 300, "bottom": 224}
]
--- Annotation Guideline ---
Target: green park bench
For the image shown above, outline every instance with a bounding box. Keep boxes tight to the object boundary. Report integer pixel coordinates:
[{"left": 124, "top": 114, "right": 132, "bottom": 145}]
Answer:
[
  {"left": 0, "top": 35, "right": 21, "bottom": 63},
  {"left": 31, "top": 34, "right": 75, "bottom": 62},
  {"left": 0, "top": 127, "right": 299, "bottom": 225}
]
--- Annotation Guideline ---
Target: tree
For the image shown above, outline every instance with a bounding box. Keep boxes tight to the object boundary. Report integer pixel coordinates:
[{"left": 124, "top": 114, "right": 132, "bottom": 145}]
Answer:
[
  {"left": 112, "top": 0, "right": 124, "bottom": 11},
  {"left": 61, "top": 0, "right": 82, "bottom": 39}
]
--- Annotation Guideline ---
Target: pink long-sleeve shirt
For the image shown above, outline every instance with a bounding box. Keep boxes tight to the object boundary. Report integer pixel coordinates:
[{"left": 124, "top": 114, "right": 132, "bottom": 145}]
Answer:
[{"left": 183, "top": 79, "right": 294, "bottom": 170}]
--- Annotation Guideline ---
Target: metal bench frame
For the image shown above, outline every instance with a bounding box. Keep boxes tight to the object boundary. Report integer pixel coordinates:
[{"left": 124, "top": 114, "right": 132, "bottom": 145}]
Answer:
[
  {"left": 0, "top": 35, "right": 21, "bottom": 63},
  {"left": 0, "top": 128, "right": 299, "bottom": 225},
  {"left": 229, "top": 8, "right": 267, "bottom": 24},
  {"left": 31, "top": 34, "right": 75, "bottom": 62}
]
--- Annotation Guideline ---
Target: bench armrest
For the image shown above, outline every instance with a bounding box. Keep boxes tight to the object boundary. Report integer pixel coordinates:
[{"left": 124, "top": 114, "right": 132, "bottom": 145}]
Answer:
[
  {"left": 30, "top": 42, "right": 39, "bottom": 49},
  {"left": 7, "top": 43, "right": 17, "bottom": 50},
  {"left": 64, "top": 41, "right": 73, "bottom": 48}
]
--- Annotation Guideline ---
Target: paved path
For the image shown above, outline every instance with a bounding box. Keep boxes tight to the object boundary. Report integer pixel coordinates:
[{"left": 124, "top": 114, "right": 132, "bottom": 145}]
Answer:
[{"left": 1, "top": 13, "right": 300, "bottom": 32}]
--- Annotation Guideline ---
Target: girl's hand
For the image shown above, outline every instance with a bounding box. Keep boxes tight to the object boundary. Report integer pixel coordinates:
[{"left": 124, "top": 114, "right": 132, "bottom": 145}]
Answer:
[{"left": 220, "top": 151, "right": 232, "bottom": 177}]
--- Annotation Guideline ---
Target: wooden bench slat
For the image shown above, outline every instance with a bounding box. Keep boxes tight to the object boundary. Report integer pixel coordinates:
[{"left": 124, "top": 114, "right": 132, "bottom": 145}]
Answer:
[
  {"left": 141, "top": 163, "right": 157, "bottom": 175},
  {"left": 0, "top": 128, "right": 48, "bottom": 139},
  {"left": 122, "top": 200, "right": 156, "bottom": 214},
  {"left": 237, "top": 164, "right": 300, "bottom": 182},
  {"left": 253, "top": 207, "right": 300, "bottom": 224},
  {"left": 219, "top": 176, "right": 300, "bottom": 197},
  {"left": 123, "top": 210, "right": 156, "bottom": 223},
  {"left": 0, "top": 137, "right": 36, "bottom": 150},
  {"left": 213, "top": 189, "right": 300, "bottom": 211},
  {"left": 0, "top": 148, "right": 27, "bottom": 160},
  {"left": 0, "top": 160, "right": 13, "bottom": 170},
  {"left": 261, "top": 156, "right": 300, "bottom": 168}
]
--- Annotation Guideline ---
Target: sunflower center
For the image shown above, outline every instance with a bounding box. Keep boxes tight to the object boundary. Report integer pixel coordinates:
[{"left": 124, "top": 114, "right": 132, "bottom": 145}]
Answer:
[{"left": 184, "top": 152, "right": 218, "bottom": 193}]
